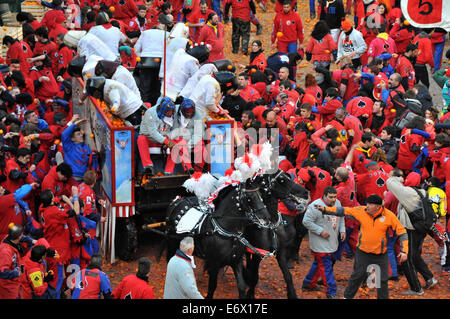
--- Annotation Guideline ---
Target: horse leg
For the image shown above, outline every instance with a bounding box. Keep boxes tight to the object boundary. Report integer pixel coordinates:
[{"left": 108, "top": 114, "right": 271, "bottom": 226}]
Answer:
[
  {"left": 245, "top": 255, "right": 262, "bottom": 299},
  {"left": 276, "top": 248, "right": 298, "bottom": 299},
  {"left": 292, "top": 214, "right": 308, "bottom": 263},
  {"left": 206, "top": 267, "right": 219, "bottom": 299},
  {"left": 232, "top": 259, "right": 248, "bottom": 299}
]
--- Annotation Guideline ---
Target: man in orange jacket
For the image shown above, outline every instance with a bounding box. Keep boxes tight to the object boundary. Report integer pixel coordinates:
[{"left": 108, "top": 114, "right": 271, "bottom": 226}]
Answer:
[{"left": 315, "top": 194, "right": 408, "bottom": 299}]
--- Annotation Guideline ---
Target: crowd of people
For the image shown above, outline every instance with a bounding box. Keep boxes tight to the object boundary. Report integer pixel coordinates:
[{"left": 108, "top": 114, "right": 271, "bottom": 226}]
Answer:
[{"left": 0, "top": 0, "right": 448, "bottom": 299}]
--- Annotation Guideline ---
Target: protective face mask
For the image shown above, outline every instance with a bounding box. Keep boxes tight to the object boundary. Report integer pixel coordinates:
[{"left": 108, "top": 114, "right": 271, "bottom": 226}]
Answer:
[
  {"left": 163, "top": 116, "right": 173, "bottom": 127},
  {"left": 180, "top": 114, "right": 190, "bottom": 128}
]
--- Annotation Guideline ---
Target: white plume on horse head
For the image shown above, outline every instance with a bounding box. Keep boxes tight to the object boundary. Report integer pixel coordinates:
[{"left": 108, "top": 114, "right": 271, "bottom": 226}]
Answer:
[
  {"left": 234, "top": 152, "right": 261, "bottom": 182},
  {"left": 251, "top": 142, "right": 273, "bottom": 172},
  {"left": 182, "top": 172, "right": 217, "bottom": 200}
]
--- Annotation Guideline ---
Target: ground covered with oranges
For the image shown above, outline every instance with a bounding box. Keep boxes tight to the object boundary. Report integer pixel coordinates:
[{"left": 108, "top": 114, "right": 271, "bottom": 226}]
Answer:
[{"left": 102, "top": 220, "right": 449, "bottom": 299}]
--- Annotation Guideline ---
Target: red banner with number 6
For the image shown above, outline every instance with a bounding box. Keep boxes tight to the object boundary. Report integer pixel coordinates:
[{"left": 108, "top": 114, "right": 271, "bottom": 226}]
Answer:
[{"left": 401, "top": 0, "right": 449, "bottom": 31}]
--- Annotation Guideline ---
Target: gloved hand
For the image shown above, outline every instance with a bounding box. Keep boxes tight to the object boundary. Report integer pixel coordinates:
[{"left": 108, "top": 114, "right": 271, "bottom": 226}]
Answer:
[
  {"left": 358, "top": 154, "right": 364, "bottom": 162},
  {"left": 119, "top": 46, "right": 132, "bottom": 56},
  {"left": 44, "top": 270, "right": 54, "bottom": 283}
]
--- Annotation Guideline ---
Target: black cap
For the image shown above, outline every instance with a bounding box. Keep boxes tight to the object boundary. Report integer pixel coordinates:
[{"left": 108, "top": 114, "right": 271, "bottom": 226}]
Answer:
[{"left": 68, "top": 56, "right": 86, "bottom": 78}]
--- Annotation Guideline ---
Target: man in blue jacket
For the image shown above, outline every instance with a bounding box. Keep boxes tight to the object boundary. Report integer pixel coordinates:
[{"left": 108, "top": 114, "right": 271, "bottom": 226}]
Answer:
[{"left": 61, "top": 115, "right": 91, "bottom": 181}]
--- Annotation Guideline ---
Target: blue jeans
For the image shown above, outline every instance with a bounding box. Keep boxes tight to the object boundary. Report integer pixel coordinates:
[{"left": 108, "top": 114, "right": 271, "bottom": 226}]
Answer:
[
  {"left": 309, "top": 0, "right": 316, "bottom": 14},
  {"left": 212, "top": 0, "right": 221, "bottom": 19},
  {"left": 434, "top": 36, "right": 445, "bottom": 71}
]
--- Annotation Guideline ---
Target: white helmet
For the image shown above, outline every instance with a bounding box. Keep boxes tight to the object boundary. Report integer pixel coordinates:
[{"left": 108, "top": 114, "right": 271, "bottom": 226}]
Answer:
[{"left": 64, "top": 30, "right": 87, "bottom": 48}]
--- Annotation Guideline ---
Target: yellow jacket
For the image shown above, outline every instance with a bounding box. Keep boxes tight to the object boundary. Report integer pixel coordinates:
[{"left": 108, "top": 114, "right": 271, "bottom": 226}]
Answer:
[{"left": 428, "top": 187, "right": 447, "bottom": 217}]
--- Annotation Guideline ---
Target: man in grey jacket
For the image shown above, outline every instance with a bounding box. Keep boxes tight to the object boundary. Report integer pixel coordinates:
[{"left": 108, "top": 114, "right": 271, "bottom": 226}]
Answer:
[
  {"left": 386, "top": 173, "right": 438, "bottom": 296},
  {"left": 302, "top": 186, "right": 345, "bottom": 299},
  {"left": 163, "top": 236, "right": 204, "bottom": 299}
]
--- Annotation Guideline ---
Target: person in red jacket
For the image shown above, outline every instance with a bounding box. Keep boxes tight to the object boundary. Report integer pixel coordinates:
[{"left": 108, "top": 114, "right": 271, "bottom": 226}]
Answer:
[
  {"left": 41, "top": 163, "right": 76, "bottom": 198},
  {"left": 20, "top": 245, "right": 57, "bottom": 299},
  {"left": 271, "top": 0, "right": 303, "bottom": 55},
  {"left": 346, "top": 95, "right": 374, "bottom": 127},
  {"left": 187, "top": 0, "right": 215, "bottom": 43},
  {"left": 237, "top": 73, "right": 260, "bottom": 102},
  {"left": 306, "top": 21, "right": 337, "bottom": 71},
  {"left": 112, "top": 257, "right": 155, "bottom": 299},
  {"left": 355, "top": 161, "right": 389, "bottom": 200},
  {"left": 299, "top": 162, "right": 332, "bottom": 202},
  {"left": 428, "top": 133, "right": 450, "bottom": 183},
  {"left": 71, "top": 253, "right": 112, "bottom": 299},
  {"left": 0, "top": 183, "right": 36, "bottom": 241},
  {"left": 28, "top": 55, "right": 60, "bottom": 102},
  {"left": 395, "top": 43, "right": 418, "bottom": 91},
  {"left": 47, "top": 11, "right": 68, "bottom": 43},
  {"left": 55, "top": 33, "right": 76, "bottom": 82},
  {"left": 3, "top": 36, "right": 32, "bottom": 77},
  {"left": 39, "top": 186, "right": 80, "bottom": 298},
  {"left": 197, "top": 12, "right": 225, "bottom": 62},
  {"left": 274, "top": 92, "right": 296, "bottom": 124},
  {"left": 224, "top": 0, "right": 257, "bottom": 55},
  {"left": 5, "top": 147, "right": 35, "bottom": 193},
  {"left": 413, "top": 29, "right": 434, "bottom": 89},
  {"left": 295, "top": 102, "right": 322, "bottom": 131},
  {"left": 32, "top": 27, "right": 59, "bottom": 77},
  {"left": 389, "top": 18, "right": 413, "bottom": 55},
  {"left": 317, "top": 87, "right": 343, "bottom": 124},
  {"left": 397, "top": 119, "right": 426, "bottom": 174},
  {"left": 107, "top": 0, "right": 139, "bottom": 25},
  {"left": 0, "top": 225, "right": 27, "bottom": 299}
]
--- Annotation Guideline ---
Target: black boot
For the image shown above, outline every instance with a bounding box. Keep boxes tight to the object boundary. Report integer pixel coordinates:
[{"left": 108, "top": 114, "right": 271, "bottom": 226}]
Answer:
[{"left": 256, "top": 23, "right": 262, "bottom": 35}]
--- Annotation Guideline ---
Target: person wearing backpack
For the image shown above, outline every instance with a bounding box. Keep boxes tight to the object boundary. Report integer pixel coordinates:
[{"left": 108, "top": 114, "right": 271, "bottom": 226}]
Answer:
[{"left": 386, "top": 172, "right": 438, "bottom": 296}]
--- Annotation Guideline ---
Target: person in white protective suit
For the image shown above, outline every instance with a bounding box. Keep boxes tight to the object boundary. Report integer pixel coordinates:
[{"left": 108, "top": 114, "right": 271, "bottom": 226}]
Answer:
[
  {"left": 87, "top": 11, "right": 129, "bottom": 58},
  {"left": 63, "top": 30, "right": 118, "bottom": 62},
  {"left": 134, "top": 26, "right": 168, "bottom": 105},
  {"left": 179, "top": 58, "right": 236, "bottom": 100},
  {"left": 85, "top": 76, "right": 147, "bottom": 128},
  {"left": 163, "top": 44, "right": 210, "bottom": 102},
  {"left": 158, "top": 23, "right": 191, "bottom": 81},
  {"left": 188, "top": 71, "right": 238, "bottom": 119}
]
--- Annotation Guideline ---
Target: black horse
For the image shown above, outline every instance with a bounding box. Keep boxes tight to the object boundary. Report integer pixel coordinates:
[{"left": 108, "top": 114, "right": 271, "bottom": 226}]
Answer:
[
  {"left": 164, "top": 179, "right": 274, "bottom": 299},
  {"left": 243, "top": 169, "right": 310, "bottom": 299}
]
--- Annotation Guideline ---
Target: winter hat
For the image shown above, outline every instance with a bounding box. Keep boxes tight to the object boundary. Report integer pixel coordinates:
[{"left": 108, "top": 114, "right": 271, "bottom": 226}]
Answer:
[
  {"left": 302, "top": 93, "right": 317, "bottom": 106},
  {"left": 297, "top": 168, "right": 311, "bottom": 183},
  {"left": 63, "top": 30, "right": 87, "bottom": 49},
  {"left": 404, "top": 172, "right": 421, "bottom": 187},
  {"left": 279, "top": 159, "right": 293, "bottom": 172},
  {"left": 366, "top": 194, "right": 383, "bottom": 205},
  {"left": 341, "top": 19, "right": 353, "bottom": 31}
]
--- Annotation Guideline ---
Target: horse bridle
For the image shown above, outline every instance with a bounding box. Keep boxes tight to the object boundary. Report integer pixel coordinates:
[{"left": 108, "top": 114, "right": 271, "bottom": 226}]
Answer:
[
  {"left": 208, "top": 184, "right": 277, "bottom": 258},
  {"left": 264, "top": 169, "right": 310, "bottom": 212}
]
